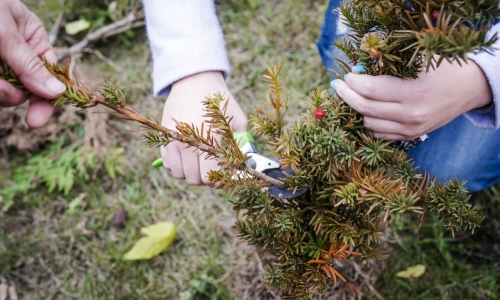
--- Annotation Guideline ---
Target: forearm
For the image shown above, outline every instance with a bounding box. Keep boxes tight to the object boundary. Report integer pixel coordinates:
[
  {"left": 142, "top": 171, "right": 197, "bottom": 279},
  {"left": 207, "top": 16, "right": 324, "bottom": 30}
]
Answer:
[{"left": 142, "top": 0, "right": 230, "bottom": 96}]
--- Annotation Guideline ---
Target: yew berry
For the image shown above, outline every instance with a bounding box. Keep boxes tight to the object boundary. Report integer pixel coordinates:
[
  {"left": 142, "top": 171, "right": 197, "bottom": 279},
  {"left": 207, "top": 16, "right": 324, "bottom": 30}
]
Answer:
[
  {"left": 431, "top": 11, "right": 440, "bottom": 23},
  {"left": 315, "top": 107, "right": 325, "bottom": 120},
  {"left": 369, "top": 49, "right": 380, "bottom": 60}
]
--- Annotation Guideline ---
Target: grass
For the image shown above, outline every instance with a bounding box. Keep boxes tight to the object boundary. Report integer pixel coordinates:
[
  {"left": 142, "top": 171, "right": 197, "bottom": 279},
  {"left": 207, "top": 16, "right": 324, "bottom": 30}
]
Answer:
[
  {"left": 1, "top": 0, "right": 499, "bottom": 299},
  {"left": 373, "top": 189, "right": 500, "bottom": 300}
]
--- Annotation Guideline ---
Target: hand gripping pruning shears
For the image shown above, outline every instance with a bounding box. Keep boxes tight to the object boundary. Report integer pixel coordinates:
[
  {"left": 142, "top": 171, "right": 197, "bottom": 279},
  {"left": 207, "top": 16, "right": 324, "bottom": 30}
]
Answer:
[{"left": 151, "top": 132, "right": 308, "bottom": 200}]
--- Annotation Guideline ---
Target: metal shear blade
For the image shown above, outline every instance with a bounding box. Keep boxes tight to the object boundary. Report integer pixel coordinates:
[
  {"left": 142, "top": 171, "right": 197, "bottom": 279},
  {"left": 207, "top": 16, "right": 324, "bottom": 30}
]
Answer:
[{"left": 258, "top": 163, "right": 308, "bottom": 200}]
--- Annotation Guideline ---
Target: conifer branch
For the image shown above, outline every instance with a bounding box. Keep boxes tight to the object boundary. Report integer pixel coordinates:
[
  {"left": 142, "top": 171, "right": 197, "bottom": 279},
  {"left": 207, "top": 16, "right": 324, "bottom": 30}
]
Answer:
[{"left": 0, "top": 58, "right": 287, "bottom": 187}]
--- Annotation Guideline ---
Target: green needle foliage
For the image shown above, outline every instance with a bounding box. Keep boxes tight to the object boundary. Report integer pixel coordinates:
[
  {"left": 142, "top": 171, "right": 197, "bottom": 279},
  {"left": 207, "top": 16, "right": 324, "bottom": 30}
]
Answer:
[
  {"left": 0, "top": 0, "right": 498, "bottom": 297},
  {"left": 229, "top": 67, "right": 481, "bottom": 298},
  {"left": 334, "top": 0, "right": 499, "bottom": 78}
]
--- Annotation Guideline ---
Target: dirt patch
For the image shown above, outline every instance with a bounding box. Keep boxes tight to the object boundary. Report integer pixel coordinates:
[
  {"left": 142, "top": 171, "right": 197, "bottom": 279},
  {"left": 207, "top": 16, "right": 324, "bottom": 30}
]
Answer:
[
  {"left": 0, "top": 104, "right": 77, "bottom": 155},
  {"left": 0, "top": 61, "right": 111, "bottom": 159}
]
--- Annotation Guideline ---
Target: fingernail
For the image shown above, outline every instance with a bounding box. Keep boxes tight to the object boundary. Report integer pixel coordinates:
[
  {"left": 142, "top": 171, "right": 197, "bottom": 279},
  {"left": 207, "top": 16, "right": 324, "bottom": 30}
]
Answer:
[
  {"left": 186, "top": 178, "right": 200, "bottom": 185},
  {"left": 344, "top": 74, "right": 349, "bottom": 84},
  {"left": 330, "top": 80, "right": 339, "bottom": 91},
  {"left": 45, "top": 77, "right": 66, "bottom": 95},
  {"left": 352, "top": 66, "right": 367, "bottom": 74}
]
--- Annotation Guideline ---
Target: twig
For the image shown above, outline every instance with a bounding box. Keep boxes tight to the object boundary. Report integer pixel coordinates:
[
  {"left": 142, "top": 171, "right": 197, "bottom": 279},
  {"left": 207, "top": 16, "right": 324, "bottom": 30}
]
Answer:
[
  {"left": 247, "top": 167, "right": 286, "bottom": 188},
  {"left": 0, "top": 53, "right": 288, "bottom": 189},
  {"left": 56, "top": 11, "right": 145, "bottom": 61},
  {"left": 49, "top": 9, "right": 65, "bottom": 46},
  {"left": 82, "top": 48, "right": 123, "bottom": 72},
  {"left": 68, "top": 56, "right": 76, "bottom": 80}
]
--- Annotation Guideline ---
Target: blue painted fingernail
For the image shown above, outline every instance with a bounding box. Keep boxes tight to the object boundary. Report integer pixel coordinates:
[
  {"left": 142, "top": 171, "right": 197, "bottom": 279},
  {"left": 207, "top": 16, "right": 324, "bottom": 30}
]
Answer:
[
  {"left": 352, "top": 66, "right": 367, "bottom": 74},
  {"left": 330, "top": 80, "right": 339, "bottom": 91},
  {"left": 344, "top": 74, "right": 349, "bottom": 84}
]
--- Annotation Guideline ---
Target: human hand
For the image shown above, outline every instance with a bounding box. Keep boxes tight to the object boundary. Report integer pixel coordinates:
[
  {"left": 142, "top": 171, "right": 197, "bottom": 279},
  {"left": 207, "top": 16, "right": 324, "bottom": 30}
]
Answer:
[
  {"left": 0, "top": 0, "right": 66, "bottom": 128},
  {"left": 331, "top": 59, "right": 492, "bottom": 140},
  {"left": 161, "top": 71, "right": 248, "bottom": 185}
]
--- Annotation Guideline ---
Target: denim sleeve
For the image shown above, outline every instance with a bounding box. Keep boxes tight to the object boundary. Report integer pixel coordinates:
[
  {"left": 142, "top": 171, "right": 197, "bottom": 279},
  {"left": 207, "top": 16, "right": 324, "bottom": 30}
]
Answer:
[
  {"left": 464, "top": 22, "right": 500, "bottom": 130},
  {"left": 142, "top": 0, "right": 230, "bottom": 97}
]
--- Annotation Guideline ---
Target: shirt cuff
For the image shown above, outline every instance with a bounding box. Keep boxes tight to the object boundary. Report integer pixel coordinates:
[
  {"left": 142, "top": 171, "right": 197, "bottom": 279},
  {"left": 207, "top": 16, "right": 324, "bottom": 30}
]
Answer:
[{"left": 464, "top": 22, "right": 500, "bottom": 129}]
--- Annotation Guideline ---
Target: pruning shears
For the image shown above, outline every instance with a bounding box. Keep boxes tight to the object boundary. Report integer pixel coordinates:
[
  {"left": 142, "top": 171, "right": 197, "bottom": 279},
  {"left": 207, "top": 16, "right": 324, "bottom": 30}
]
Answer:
[
  {"left": 151, "top": 132, "right": 308, "bottom": 200},
  {"left": 390, "top": 134, "right": 429, "bottom": 152}
]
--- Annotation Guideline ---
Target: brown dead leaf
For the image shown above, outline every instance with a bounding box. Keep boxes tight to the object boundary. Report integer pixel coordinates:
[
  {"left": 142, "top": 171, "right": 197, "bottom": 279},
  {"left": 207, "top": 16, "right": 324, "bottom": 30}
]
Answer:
[{"left": 112, "top": 208, "right": 128, "bottom": 228}]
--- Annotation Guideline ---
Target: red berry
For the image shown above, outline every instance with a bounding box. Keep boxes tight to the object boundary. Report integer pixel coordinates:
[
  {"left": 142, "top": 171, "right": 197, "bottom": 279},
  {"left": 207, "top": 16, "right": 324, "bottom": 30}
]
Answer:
[
  {"left": 315, "top": 107, "right": 325, "bottom": 120},
  {"left": 369, "top": 49, "right": 380, "bottom": 60},
  {"left": 431, "top": 11, "right": 440, "bottom": 23}
]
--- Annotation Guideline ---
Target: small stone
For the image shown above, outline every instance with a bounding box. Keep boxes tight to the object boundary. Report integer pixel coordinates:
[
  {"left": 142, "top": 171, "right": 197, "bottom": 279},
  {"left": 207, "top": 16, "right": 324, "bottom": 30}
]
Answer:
[{"left": 112, "top": 208, "right": 128, "bottom": 228}]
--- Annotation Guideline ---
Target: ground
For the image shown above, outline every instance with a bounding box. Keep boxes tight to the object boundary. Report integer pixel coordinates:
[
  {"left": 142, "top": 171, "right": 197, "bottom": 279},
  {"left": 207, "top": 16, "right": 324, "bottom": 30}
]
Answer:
[{"left": 0, "top": 1, "right": 499, "bottom": 299}]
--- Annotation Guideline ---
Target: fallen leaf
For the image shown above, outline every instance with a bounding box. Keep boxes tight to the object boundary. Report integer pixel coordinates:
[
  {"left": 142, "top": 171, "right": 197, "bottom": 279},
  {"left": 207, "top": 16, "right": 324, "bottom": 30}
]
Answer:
[
  {"left": 112, "top": 209, "right": 128, "bottom": 228},
  {"left": 396, "top": 264, "right": 426, "bottom": 278},
  {"left": 67, "top": 193, "right": 86, "bottom": 215},
  {"left": 123, "top": 221, "right": 177, "bottom": 260},
  {"left": 65, "top": 19, "right": 91, "bottom": 35}
]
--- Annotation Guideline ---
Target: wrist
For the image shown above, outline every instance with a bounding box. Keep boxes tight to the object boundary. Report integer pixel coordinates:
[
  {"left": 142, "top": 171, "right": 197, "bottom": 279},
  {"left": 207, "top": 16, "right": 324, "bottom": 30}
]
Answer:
[{"left": 465, "top": 61, "right": 493, "bottom": 110}]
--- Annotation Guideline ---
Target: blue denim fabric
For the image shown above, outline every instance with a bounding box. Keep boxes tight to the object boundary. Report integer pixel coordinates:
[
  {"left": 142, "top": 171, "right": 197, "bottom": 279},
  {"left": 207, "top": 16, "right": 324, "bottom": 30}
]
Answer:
[
  {"left": 317, "top": 0, "right": 346, "bottom": 79},
  {"left": 409, "top": 115, "right": 500, "bottom": 192},
  {"left": 317, "top": 0, "right": 500, "bottom": 192}
]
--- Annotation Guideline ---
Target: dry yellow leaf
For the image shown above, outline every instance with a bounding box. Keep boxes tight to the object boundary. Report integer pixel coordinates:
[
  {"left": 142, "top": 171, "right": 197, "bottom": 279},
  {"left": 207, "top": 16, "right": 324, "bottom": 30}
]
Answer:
[
  {"left": 396, "top": 264, "right": 426, "bottom": 278},
  {"left": 123, "top": 221, "right": 177, "bottom": 260},
  {"left": 65, "top": 19, "right": 91, "bottom": 35}
]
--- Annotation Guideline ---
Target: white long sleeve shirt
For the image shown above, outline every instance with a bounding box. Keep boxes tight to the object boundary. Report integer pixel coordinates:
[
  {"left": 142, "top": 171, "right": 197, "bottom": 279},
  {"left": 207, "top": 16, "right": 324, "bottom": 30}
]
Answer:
[{"left": 142, "top": 0, "right": 230, "bottom": 97}]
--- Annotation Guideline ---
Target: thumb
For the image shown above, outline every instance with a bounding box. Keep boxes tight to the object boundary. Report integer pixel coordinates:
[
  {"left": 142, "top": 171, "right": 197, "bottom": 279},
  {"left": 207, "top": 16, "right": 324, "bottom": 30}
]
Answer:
[
  {"left": 0, "top": 31, "right": 66, "bottom": 99},
  {"left": 227, "top": 99, "right": 248, "bottom": 133}
]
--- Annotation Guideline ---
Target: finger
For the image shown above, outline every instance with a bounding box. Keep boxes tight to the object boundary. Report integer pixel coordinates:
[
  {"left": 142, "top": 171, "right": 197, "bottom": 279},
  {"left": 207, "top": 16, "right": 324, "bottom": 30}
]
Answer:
[
  {"left": 0, "top": 19, "right": 65, "bottom": 100},
  {"left": 0, "top": 79, "right": 28, "bottom": 107},
  {"left": 363, "top": 116, "right": 418, "bottom": 138},
  {"left": 344, "top": 73, "right": 408, "bottom": 103},
  {"left": 227, "top": 99, "right": 248, "bottom": 132},
  {"left": 25, "top": 95, "right": 55, "bottom": 128},
  {"left": 23, "top": 12, "right": 58, "bottom": 64},
  {"left": 199, "top": 154, "right": 219, "bottom": 185},
  {"left": 160, "top": 146, "right": 170, "bottom": 170},
  {"left": 181, "top": 149, "right": 203, "bottom": 186},
  {"left": 334, "top": 79, "right": 402, "bottom": 120},
  {"left": 167, "top": 142, "right": 185, "bottom": 179}
]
